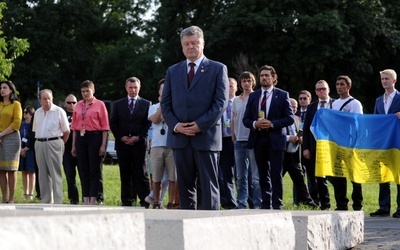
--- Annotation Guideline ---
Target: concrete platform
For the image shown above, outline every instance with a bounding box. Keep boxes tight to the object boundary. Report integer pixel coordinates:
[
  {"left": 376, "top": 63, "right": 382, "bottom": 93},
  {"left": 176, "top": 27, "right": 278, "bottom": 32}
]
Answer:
[
  {"left": 291, "top": 210, "right": 364, "bottom": 249},
  {"left": 0, "top": 204, "right": 145, "bottom": 250},
  {"left": 143, "top": 209, "right": 295, "bottom": 250},
  {"left": 0, "top": 205, "right": 364, "bottom": 250}
]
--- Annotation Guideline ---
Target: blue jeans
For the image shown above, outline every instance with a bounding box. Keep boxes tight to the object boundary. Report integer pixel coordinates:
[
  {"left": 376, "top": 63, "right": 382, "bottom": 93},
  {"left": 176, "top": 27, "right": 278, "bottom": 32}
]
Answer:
[{"left": 234, "top": 141, "right": 262, "bottom": 208}]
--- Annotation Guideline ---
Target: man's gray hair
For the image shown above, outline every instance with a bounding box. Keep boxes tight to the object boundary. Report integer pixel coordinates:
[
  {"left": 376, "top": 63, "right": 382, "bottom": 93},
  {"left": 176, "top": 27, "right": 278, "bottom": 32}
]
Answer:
[{"left": 180, "top": 26, "right": 204, "bottom": 40}]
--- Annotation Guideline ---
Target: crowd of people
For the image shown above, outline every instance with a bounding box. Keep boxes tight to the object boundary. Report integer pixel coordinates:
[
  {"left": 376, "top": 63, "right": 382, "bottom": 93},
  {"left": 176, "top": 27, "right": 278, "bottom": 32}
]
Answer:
[{"left": 1, "top": 25, "right": 400, "bottom": 217}]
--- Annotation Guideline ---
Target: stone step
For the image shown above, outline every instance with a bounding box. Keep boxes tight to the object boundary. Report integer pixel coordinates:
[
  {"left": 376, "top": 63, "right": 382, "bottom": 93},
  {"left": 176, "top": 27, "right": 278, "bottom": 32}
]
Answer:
[{"left": 0, "top": 205, "right": 364, "bottom": 250}]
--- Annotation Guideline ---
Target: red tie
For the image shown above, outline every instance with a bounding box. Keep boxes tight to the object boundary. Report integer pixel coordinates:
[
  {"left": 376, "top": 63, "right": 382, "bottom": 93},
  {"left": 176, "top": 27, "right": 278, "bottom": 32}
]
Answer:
[{"left": 188, "top": 62, "right": 195, "bottom": 87}]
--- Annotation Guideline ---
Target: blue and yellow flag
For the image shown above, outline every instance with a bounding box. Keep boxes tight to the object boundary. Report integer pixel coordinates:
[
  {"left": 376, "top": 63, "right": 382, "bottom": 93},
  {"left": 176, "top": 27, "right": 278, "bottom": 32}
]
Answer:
[{"left": 311, "top": 109, "right": 400, "bottom": 184}]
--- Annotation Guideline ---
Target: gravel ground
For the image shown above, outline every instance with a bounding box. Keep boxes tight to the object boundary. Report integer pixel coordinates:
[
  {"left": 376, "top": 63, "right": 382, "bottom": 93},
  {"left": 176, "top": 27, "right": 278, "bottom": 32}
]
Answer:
[{"left": 354, "top": 216, "right": 400, "bottom": 250}]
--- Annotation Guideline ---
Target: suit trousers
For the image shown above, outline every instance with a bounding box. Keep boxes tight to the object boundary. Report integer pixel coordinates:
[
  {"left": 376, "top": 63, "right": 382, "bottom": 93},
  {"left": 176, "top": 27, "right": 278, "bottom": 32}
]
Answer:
[
  {"left": 283, "top": 151, "right": 314, "bottom": 205},
  {"left": 306, "top": 156, "right": 330, "bottom": 209},
  {"left": 173, "top": 145, "right": 220, "bottom": 210},
  {"left": 62, "top": 149, "right": 80, "bottom": 203},
  {"left": 117, "top": 149, "right": 150, "bottom": 206},
  {"left": 253, "top": 133, "right": 284, "bottom": 209},
  {"left": 329, "top": 176, "right": 363, "bottom": 210},
  {"left": 218, "top": 137, "right": 237, "bottom": 209},
  {"left": 35, "top": 139, "right": 64, "bottom": 204}
]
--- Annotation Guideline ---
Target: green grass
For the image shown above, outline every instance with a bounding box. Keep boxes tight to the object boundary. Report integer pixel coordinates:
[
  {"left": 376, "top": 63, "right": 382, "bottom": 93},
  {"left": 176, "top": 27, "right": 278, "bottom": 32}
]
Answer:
[
  {"left": 11, "top": 165, "right": 387, "bottom": 214},
  {"left": 283, "top": 174, "right": 386, "bottom": 214}
]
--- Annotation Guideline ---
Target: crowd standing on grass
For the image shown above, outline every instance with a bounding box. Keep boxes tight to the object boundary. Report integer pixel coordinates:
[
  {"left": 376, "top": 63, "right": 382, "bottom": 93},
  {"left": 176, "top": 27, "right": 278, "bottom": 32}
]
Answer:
[{"left": 3, "top": 26, "right": 400, "bottom": 214}]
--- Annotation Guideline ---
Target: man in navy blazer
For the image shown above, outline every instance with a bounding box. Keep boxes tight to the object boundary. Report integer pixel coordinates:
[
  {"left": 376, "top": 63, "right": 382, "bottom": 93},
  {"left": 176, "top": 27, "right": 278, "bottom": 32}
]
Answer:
[
  {"left": 370, "top": 69, "right": 400, "bottom": 218},
  {"left": 302, "top": 80, "right": 332, "bottom": 210},
  {"left": 110, "top": 77, "right": 151, "bottom": 207},
  {"left": 161, "top": 26, "right": 229, "bottom": 210},
  {"left": 243, "top": 65, "right": 293, "bottom": 209}
]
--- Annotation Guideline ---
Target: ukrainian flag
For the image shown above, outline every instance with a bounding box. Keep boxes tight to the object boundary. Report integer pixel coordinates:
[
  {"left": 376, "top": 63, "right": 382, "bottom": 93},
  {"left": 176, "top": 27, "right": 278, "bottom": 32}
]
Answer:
[{"left": 311, "top": 108, "right": 400, "bottom": 184}]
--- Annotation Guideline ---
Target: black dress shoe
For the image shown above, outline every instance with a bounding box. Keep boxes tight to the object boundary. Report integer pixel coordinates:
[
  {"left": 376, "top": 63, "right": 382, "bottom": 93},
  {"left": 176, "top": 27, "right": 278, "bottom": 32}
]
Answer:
[
  {"left": 370, "top": 209, "right": 390, "bottom": 217},
  {"left": 320, "top": 205, "right": 331, "bottom": 211},
  {"left": 392, "top": 210, "right": 400, "bottom": 218},
  {"left": 300, "top": 201, "right": 318, "bottom": 209}
]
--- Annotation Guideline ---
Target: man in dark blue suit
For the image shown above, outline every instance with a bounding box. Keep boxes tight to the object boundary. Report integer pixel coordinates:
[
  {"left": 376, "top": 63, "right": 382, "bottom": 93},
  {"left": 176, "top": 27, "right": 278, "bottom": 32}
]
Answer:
[
  {"left": 302, "top": 80, "right": 332, "bottom": 210},
  {"left": 110, "top": 77, "right": 151, "bottom": 207},
  {"left": 161, "top": 26, "right": 229, "bottom": 210},
  {"left": 370, "top": 69, "right": 400, "bottom": 218},
  {"left": 243, "top": 65, "right": 293, "bottom": 209}
]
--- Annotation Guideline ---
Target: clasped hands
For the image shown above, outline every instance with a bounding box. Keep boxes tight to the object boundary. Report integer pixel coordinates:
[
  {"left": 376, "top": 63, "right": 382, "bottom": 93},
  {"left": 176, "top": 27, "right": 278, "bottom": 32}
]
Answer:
[
  {"left": 255, "top": 119, "right": 273, "bottom": 130},
  {"left": 121, "top": 135, "right": 140, "bottom": 145},
  {"left": 176, "top": 122, "right": 200, "bottom": 136}
]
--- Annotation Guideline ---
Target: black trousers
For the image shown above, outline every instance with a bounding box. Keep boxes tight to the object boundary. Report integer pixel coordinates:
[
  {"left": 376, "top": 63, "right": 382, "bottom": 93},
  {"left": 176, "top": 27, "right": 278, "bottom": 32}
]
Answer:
[
  {"left": 63, "top": 149, "right": 80, "bottom": 203},
  {"left": 283, "top": 151, "right": 314, "bottom": 205},
  {"left": 218, "top": 137, "right": 237, "bottom": 209},
  {"left": 306, "top": 156, "right": 330, "bottom": 209},
  {"left": 329, "top": 176, "right": 363, "bottom": 210},
  {"left": 75, "top": 132, "right": 102, "bottom": 198},
  {"left": 117, "top": 149, "right": 150, "bottom": 207}
]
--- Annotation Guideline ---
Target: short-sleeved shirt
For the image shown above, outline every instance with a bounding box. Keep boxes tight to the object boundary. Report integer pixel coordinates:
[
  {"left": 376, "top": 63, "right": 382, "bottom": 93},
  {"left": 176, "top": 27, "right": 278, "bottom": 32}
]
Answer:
[
  {"left": 71, "top": 97, "right": 110, "bottom": 132},
  {"left": 33, "top": 104, "right": 70, "bottom": 138},
  {"left": 148, "top": 103, "right": 168, "bottom": 147},
  {"left": 332, "top": 96, "right": 363, "bottom": 114}
]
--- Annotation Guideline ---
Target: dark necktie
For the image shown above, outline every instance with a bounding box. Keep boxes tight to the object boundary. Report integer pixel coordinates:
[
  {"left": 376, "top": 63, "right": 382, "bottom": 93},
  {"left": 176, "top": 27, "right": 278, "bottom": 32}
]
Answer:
[
  {"left": 260, "top": 91, "right": 267, "bottom": 118},
  {"left": 188, "top": 62, "right": 195, "bottom": 87},
  {"left": 320, "top": 100, "right": 326, "bottom": 108},
  {"left": 300, "top": 111, "right": 305, "bottom": 122},
  {"left": 129, "top": 98, "right": 135, "bottom": 114}
]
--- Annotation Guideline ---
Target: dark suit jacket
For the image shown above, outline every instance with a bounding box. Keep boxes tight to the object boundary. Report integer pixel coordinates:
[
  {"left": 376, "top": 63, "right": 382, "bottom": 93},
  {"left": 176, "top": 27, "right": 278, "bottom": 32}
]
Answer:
[
  {"left": 110, "top": 96, "right": 151, "bottom": 151},
  {"left": 243, "top": 87, "right": 293, "bottom": 150},
  {"left": 302, "top": 99, "right": 334, "bottom": 155},
  {"left": 161, "top": 57, "right": 229, "bottom": 151},
  {"left": 374, "top": 90, "right": 400, "bottom": 114}
]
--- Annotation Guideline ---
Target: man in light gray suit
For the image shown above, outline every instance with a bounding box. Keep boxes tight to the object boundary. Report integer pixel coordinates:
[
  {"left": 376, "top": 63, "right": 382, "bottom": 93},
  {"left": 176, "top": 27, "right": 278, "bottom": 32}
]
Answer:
[{"left": 161, "top": 25, "right": 229, "bottom": 210}]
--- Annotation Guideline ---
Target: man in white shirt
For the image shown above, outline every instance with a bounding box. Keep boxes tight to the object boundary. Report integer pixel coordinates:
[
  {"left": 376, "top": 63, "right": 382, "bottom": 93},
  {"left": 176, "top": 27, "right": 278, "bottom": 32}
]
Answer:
[
  {"left": 331, "top": 75, "right": 363, "bottom": 211},
  {"left": 33, "top": 89, "right": 70, "bottom": 204}
]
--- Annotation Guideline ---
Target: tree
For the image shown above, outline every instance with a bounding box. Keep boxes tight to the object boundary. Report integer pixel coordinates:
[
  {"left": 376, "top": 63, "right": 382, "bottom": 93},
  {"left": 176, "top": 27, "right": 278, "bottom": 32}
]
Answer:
[{"left": 0, "top": 2, "right": 29, "bottom": 81}]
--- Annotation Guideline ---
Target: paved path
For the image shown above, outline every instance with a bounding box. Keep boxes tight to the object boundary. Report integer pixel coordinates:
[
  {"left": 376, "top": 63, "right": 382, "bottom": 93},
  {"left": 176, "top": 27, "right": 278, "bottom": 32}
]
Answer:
[{"left": 355, "top": 216, "right": 400, "bottom": 249}]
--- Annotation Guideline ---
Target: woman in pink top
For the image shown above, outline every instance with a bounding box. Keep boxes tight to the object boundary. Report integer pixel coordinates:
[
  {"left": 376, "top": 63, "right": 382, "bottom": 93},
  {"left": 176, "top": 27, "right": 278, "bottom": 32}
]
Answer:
[{"left": 71, "top": 80, "right": 110, "bottom": 205}]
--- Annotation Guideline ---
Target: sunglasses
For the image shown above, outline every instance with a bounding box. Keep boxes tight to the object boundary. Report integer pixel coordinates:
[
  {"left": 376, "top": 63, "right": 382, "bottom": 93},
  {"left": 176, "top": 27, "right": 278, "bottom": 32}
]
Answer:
[
  {"left": 24, "top": 111, "right": 29, "bottom": 114},
  {"left": 67, "top": 101, "right": 77, "bottom": 104},
  {"left": 315, "top": 88, "right": 327, "bottom": 91},
  {"left": 299, "top": 97, "right": 308, "bottom": 100}
]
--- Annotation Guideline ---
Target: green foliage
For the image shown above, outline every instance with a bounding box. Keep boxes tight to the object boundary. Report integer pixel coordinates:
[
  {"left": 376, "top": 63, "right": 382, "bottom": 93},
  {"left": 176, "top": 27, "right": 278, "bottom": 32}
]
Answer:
[
  {"left": 0, "top": 2, "right": 29, "bottom": 81},
  {"left": 2, "top": 0, "right": 400, "bottom": 112}
]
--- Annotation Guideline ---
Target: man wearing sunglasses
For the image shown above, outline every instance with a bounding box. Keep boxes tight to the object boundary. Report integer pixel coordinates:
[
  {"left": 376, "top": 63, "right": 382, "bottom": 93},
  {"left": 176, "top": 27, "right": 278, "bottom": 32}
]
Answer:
[
  {"left": 302, "top": 80, "right": 333, "bottom": 210},
  {"left": 63, "top": 94, "right": 80, "bottom": 204}
]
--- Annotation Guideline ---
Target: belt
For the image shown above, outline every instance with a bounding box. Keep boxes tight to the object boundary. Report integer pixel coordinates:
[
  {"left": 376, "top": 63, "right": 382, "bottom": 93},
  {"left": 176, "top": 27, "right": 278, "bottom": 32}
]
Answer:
[{"left": 37, "top": 137, "right": 62, "bottom": 142}]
